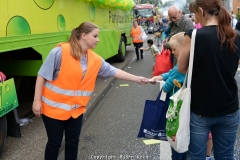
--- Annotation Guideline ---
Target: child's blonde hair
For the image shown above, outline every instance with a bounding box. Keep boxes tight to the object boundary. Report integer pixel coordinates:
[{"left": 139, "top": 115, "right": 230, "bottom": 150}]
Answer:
[{"left": 169, "top": 32, "right": 185, "bottom": 48}]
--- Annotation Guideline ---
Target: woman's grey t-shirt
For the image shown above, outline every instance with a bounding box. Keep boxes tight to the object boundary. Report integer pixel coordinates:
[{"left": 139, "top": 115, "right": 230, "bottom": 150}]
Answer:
[{"left": 38, "top": 46, "right": 117, "bottom": 81}]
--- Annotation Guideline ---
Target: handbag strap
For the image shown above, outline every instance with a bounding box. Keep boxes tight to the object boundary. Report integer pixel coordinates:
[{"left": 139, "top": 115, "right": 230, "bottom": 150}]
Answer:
[
  {"left": 172, "top": 29, "right": 196, "bottom": 97},
  {"left": 187, "top": 29, "right": 197, "bottom": 88},
  {"left": 156, "top": 89, "right": 168, "bottom": 103}
]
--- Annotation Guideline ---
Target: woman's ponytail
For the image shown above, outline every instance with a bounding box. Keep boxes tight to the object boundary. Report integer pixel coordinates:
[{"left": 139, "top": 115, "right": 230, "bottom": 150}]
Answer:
[
  {"left": 217, "top": 6, "right": 237, "bottom": 52},
  {"left": 68, "top": 28, "right": 82, "bottom": 60}
]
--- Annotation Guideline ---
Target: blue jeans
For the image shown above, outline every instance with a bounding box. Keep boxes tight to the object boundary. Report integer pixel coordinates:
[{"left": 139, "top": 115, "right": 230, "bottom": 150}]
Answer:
[
  {"left": 42, "top": 114, "right": 83, "bottom": 160},
  {"left": 187, "top": 110, "right": 239, "bottom": 160},
  {"left": 172, "top": 147, "right": 187, "bottom": 160}
]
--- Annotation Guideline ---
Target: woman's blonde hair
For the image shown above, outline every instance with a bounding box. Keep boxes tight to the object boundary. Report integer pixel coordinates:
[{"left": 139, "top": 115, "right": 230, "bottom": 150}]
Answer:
[
  {"left": 169, "top": 32, "right": 185, "bottom": 48},
  {"left": 67, "top": 22, "right": 98, "bottom": 60}
]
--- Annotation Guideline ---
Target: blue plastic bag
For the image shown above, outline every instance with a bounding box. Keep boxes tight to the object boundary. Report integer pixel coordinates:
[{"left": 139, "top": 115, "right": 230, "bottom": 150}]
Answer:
[{"left": 137, "top": 89, "right": 169, "bottom": 140}]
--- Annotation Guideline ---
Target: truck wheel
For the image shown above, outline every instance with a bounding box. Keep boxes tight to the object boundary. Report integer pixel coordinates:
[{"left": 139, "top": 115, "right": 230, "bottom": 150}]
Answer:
[
  {"left": 0, "top": 115, "right": 7, "bottom": 157},
  {"left": 115, "top": 36, "right": 126, "bottom": 62}
]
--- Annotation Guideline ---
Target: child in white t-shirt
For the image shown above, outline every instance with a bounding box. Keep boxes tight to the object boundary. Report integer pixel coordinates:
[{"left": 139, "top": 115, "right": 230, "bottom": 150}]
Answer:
[{"left": 140, "top": 39, "right": 160, "bottom": 70}]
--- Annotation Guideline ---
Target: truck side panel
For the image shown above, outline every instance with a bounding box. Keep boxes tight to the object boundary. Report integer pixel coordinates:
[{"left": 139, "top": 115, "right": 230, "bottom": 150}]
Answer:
[{"left": 0, "top": 0, "right": 132, "bottom": 76}]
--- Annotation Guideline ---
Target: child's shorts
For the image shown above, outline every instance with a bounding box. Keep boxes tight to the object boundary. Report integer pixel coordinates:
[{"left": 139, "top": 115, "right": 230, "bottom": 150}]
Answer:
[{"left": 156, "top": 37, "right": 161, "bottom": 42}]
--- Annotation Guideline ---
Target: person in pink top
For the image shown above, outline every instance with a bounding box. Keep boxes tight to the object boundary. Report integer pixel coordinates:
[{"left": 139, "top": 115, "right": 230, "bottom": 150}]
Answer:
[
  {"left": 195, "top": 22, "right": 202, "bottom": 29},
  {"left": 194, "top": 18, "right": 202, "bottom": 29}
]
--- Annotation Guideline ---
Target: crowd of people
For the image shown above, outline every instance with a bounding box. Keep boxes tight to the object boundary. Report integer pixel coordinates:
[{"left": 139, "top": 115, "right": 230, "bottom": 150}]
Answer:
[
  {"left": 31, "top": 0, "right": 240, "bottom": 159},
  {"left": 131, "top": 0, "right": 240, "bottom": 160}
]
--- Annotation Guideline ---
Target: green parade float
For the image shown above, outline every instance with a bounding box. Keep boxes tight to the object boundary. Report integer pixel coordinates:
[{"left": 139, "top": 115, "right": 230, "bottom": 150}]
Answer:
[{"left": 0, "top": 0, "right": 134, "bottom": 156}]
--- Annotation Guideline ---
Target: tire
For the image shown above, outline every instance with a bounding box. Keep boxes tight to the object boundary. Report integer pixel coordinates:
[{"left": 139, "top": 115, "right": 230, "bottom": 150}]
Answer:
[
  {"left": 115, "top": 36, "right": 126, "bottom": 62},
  {"left": 0, "top": 115, "right": 7, "bottom": 157}
]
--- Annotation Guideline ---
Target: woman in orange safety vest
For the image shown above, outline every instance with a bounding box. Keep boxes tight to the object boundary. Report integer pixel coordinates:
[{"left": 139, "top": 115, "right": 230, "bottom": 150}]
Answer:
[
  {"left": 32, "top": 22, "right": 148, "bottom": 160},
  {"left": 131, "top": 20, "right": 145, "bottom": 60}
]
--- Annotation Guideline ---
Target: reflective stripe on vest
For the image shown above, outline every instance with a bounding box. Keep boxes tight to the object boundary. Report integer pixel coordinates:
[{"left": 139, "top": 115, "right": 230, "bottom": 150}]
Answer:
[
  {"left": 41, "top": 43, "right": 102, "bottom": 120},
  {"left": 42, "top": 96, "right": 81, "bottom": 111},
  {"left": 44, "top": 81, "right": 92, "bottom": 96}
]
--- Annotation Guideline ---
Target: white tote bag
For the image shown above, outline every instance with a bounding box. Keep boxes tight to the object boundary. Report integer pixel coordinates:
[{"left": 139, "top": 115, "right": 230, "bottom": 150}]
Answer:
[
  {"left": 141, "top": 31, "right": 147, "bottom": 41},
  {"left": 166, "top": 29, "right": 197, "bottom": 153}
]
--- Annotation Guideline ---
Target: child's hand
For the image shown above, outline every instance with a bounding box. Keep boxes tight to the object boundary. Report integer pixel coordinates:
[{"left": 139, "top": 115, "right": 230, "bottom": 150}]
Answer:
[
  {"left": 149, "top": 76, "right": 163, "bottom": 85},
  {"left": 162, "top": 39, "right": 168, "bottom": 45},
  {"left": 152, "top": 53, "right": 157, "bottom": 58},
  {"left": 140, "top": 47, "right": 143, "bottom": 50}
]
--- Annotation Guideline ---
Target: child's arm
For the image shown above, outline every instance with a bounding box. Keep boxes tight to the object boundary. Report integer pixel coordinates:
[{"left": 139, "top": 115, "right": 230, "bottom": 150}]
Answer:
[
  {"left": 152, "top": 51, "right": 158, "bottom": 58},
  {"left": 140, "top": 47, "right": 149, "bottom": 51},
  {"left": 162, "top": 67, "right": 185, "bottom": 93},
  {"left": 149, "top": 68, "right": 173, "bottom": 84}
]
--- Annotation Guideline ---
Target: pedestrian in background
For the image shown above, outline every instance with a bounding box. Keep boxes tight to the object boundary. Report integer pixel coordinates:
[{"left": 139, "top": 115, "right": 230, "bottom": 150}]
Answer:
[
  {"left": 231, "top": 14, "right": 238, "bottom": 29},
  {"left": 235, "top": 19, "right": 240, "bottom": 34},
  {"left": 32, "top": 22, "right": 148, "bottom": 160},
  {"left": 178, "top": 0, "right": 240, "bottom": 159},
  {"left": 131, "top": 20, "right": 144, "bottom": 60},
  {"left": 154, "top": 31, "right": 162, "bottom": 47},
  {"left": 149, "top": 32, "right": 186, "bottom": 160},
  {"left": 140, "top": 39, "right": 160, "bottom": 70},
  {"left": 193, "top": 17, "right": 202, "bottom": 29}
]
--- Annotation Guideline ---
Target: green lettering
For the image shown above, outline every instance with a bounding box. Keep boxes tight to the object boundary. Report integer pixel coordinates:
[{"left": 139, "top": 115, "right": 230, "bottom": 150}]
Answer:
[{"left": 109, "top": 11, "right": 112, "bottom": 23}]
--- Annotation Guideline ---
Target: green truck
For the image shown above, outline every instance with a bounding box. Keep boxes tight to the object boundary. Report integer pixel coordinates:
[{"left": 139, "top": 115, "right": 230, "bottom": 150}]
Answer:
[{"left": 0, "top": 0, "right": 134, "bottom": 156}]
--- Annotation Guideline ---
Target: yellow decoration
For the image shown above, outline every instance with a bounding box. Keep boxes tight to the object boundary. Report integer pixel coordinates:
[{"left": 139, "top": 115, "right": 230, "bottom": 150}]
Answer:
[
  {"left": 173, "top": 79, "right": 182, "bottom": 88},
  {"left": 104, "top": 0, "right": 111, "bottom": 5},
  {"left": 86, "top": 0, "right": 133, "bottom": 9}
]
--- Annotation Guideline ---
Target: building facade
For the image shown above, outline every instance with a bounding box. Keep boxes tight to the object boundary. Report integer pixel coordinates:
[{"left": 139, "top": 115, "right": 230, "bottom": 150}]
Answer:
[
  {"left": 232, "top": 0, "right": 240, "bottom": 15},
  {"left": 222, "top": 0, "right": 232, "bottom": 13}
]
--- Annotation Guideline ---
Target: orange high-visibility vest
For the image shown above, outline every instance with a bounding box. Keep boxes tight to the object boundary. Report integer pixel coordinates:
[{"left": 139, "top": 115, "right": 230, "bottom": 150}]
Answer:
[
  {"left": 131, "top": 26, "right": 143, "bottom": 43},
  {"left": 41, "top": 43, "right": 102, "bottom": 120}
]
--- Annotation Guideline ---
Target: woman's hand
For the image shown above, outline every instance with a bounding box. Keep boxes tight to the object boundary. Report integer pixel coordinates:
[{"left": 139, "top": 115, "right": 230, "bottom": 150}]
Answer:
[
  {"left": 32, "top": 100, "right": 42, "bottom": 117},
  {"left": 125, "top": 33, "right": 131, "bottom": 38},
  {"left": 138, "top": 76, "right": 149, "bottom": 84}
]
